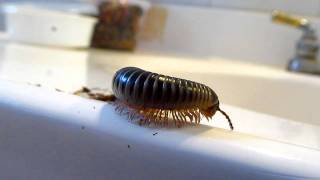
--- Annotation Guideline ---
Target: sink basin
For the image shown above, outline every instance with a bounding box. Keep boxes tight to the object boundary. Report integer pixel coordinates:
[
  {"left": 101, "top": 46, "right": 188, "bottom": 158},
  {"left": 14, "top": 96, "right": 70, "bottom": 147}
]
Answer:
[
  {"left": 89, "top": 50, "right": 320, "bottom": 125},
  {"left": 0, "top": 43, "right": 320, "bottom": 179},
  {"left": 171, "top": 71, "right": 320, "bottom": 151},
  {"left": 176, "top": 71, "right": 320, "bottom": 126}
]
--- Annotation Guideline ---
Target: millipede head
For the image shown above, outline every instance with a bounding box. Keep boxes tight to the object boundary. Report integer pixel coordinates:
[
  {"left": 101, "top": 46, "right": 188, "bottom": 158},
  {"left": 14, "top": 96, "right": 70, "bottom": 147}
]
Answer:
[
  {"left": 201, "top": 104, "right": 219, "bottom": 118},
  {"left": 201, "top": 101, "right": 234, "bottom": 131}
]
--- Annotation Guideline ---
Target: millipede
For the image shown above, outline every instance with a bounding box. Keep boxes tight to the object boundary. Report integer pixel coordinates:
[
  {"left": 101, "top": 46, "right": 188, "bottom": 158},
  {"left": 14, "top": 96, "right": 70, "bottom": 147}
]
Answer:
[{"left": 75, "top": 67, "right": 234, "bottom": 130}]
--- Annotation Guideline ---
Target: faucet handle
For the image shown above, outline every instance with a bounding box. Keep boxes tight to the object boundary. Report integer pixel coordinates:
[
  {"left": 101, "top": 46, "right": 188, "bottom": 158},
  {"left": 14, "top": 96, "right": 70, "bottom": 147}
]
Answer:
[
  {"left": 271, "top": 10, "right": 318, "bottom": 60},
  {"left": 271, "top": 10, "right": 309, "bottom": 29}
]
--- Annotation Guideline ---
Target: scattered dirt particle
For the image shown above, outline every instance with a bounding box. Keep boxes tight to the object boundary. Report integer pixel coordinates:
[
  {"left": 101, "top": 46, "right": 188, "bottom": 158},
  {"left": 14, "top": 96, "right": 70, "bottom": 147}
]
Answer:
[
  {"left": 152, "top": 132, "right": 158, "bottom": 136},
  {"left": 93, "top": 106, "right": 96, "bottom": 110},
  {"left": 127, "top": 145, "right": 130, "bottom": 149},
  {"left": 73, "top": 87, "right": 91, "bottom": 95},
  {"left": 73, "top": 87, "right": 115, "bottom": 102},
  {"left": 27, "top": 83, "right": 42, "bottom": 87},
  {"left": 81, "top": 87, "right": 91, "bottom": 93},
  {"left": 81, "top": 126, "right": 85, "bottom": 130},
  {"left": 55, "top": 88, "right": 63, "bottom": 92},
  {"left": 51, "top": 26, "right": 57, "bottom": 32}
]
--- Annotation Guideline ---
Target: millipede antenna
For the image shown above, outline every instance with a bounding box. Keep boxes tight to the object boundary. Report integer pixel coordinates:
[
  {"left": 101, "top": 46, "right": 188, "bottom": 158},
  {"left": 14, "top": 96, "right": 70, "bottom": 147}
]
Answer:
[{"left": 218, "top": 107, "right": 234, "bottom": 130}]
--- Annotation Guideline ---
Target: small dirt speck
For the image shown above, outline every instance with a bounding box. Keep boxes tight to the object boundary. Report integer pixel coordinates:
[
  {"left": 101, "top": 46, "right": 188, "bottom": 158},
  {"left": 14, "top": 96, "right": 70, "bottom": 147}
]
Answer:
[
  {"left": 81, "top": 126, "right": 85, "bottom": 130},
  {"left": 153, "top": 132, "right": 158, "bottom": 136},
  {"left": 93, "top": 106, "right": 96, "bottom": 110},
  {"left": 51, "top": 26, "right": 57, "bottom": 32},
  {"left": 55, "top": 88, "right": 63, "bottom": 92},
  {"left": 127, "top": 145, "right": 130, "bottom": 149}
]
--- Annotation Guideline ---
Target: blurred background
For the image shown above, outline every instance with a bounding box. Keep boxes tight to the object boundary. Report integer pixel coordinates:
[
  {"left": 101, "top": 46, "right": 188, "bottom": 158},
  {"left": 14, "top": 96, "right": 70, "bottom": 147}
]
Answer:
[
  {"left": 0, "top": 0, "right": 319, "bottom": 67},
  {"left": 0, "top": 1, "right": 320, "bottom": 179}
]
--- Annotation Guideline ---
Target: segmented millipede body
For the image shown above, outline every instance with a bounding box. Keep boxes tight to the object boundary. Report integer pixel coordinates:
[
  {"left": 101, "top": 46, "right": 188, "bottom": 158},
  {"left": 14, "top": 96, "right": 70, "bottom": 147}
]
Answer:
[{"left": 110, "top": 67, "right": 234, "bottom": 130}]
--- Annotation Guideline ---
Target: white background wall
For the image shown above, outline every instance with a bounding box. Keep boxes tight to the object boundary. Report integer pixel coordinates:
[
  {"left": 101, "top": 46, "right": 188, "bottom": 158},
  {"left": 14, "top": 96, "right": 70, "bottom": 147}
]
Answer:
[
  {"left": 3, "top": 0, "right": 320, "bottom": 16},
  {"left": 1, "top": 0, "right": 320, "bottom": 66},
  {"left": 149, "top": 0, "right": 320, "bottom": 16},
  {"left": 137, "top": 4, "right": 320, "bottom": 67}
]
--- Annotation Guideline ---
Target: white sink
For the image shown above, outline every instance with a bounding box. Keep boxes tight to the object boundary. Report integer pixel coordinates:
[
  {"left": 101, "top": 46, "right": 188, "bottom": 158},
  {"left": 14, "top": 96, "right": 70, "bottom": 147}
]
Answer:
[
  {"left": 177, "top": 71, "right": 320, "bottom": 126},
  {"left": 172, "top": 71, "right": 320, "bottom": 151},
  {"left": 90, "top": 50, "right": 320, "bottom": 124},
  {"left": 0, "top": 43, "right": 320, "bottom": 179}
]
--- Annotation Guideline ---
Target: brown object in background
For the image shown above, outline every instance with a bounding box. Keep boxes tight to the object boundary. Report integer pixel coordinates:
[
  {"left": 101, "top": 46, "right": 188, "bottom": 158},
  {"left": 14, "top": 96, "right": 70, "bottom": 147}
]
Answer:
[
  {"left": 138, "top": 6, "right": 167, "bottom": 41},
  {"left": 91, "top": 2, "right": 143, "bottom": 51}
]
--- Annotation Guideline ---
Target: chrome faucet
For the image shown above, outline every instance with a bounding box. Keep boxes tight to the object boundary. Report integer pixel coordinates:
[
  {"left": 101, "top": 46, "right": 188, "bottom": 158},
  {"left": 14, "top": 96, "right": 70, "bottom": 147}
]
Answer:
[{"left": 272, "top": 10, "right": 320, "bottom": 75}]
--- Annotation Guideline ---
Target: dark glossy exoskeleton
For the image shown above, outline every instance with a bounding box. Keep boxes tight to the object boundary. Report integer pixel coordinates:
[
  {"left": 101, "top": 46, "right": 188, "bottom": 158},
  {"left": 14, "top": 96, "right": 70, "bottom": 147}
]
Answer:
[{"left": 111, "top": 67, "right": 233, "bottom": 130}]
